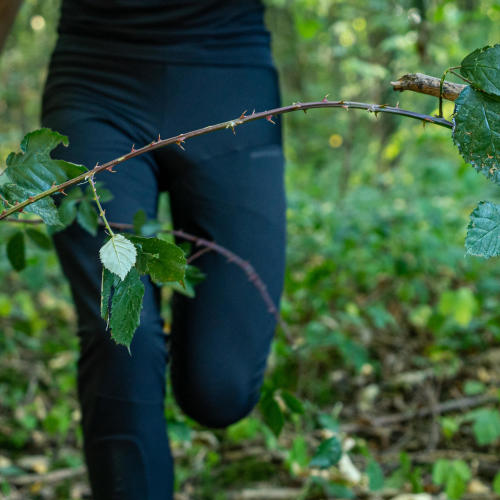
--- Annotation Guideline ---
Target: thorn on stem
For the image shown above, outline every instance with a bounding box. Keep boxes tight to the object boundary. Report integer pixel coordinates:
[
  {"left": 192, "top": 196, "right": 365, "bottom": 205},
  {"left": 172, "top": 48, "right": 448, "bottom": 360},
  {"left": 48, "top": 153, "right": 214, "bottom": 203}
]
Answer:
[
  {"left": 266, "top": 114, "right": 276, "bottom": 125},
  {"left": 106, "top": 165, "right": 117, "bottom": 173},
  {"left": 322, "top": 94, "right": 329, "bottom": 102},
  {"left": 131, "top": 144, "right": 136, "bottom": 153},
  {"left": 238, "top": 110, "right": 247, "bottom": 120}
]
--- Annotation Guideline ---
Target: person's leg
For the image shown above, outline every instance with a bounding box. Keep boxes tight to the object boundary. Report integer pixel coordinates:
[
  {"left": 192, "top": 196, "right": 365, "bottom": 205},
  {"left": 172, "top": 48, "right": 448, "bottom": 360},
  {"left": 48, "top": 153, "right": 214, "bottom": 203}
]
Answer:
[
  {"left": 157, "top": 64, "right": 286, "bottom": 427},
  {"left": 41, "top": 107, "right": 174, "bottom": 499}
]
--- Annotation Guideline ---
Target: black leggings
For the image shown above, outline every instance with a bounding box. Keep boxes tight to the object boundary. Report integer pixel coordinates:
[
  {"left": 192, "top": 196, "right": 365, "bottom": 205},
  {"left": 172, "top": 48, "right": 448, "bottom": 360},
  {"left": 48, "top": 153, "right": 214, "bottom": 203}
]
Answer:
[{"left": 41, "top": 40, "right": 286, "bottom": 499}]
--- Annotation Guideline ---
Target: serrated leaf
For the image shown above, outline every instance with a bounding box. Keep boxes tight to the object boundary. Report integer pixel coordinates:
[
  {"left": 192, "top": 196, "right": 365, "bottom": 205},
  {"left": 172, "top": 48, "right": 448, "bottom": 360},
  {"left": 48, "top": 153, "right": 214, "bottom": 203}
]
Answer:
[
  {"left": 466, "top": 201, "right": 500, "bottom": 257},
  {"left": 5, "top": 128, "right": 87, "bottom": 192},
  {"left": 109, "top": 267, "right": 144, "bottom": 349},
  {"left": 129, "top": 236, "right": 186, "bottom": 283},
  {"left": 101, "top": 267, "right": 117, "bottom": 322},
  {"left": 259, "top": 391, "right": 284, "bottom": 437},
  {"left": 0, "top": 183, "right": 62, "bottom": 226},
  {"left": 99, "top": 233, "right": 137, "bottom": 280},
  {"left": 310, "top": 437, "right": 342, "bottom": 469},
  {"left": 461, "top": 44, "right": 500, "bottom": 98},
  {"left": 453, "top": 86, "right": 500, "bottom": 182},
  {"left": 76, "top": 200, "right": 98, "bottom": 236},
  {"left": 26, "top": 228, "right": 52, "bottom": 250},
  {"left": 6, "top": 231, "right": 25, "bottom": 271}
]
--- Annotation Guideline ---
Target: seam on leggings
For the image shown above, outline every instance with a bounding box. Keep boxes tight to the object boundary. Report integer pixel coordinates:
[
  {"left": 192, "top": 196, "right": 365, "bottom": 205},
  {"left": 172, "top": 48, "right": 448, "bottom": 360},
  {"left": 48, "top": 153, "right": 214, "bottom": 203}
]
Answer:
[{"left": 94, "top": 392, "right": 166, "bottom": 405}]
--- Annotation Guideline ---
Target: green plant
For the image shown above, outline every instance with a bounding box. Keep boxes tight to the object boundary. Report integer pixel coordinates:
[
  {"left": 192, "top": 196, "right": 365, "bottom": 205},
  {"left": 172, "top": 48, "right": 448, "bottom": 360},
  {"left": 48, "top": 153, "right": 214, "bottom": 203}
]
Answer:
[{"left": 0, "top": 44, "right": 499, "bottom": 353}]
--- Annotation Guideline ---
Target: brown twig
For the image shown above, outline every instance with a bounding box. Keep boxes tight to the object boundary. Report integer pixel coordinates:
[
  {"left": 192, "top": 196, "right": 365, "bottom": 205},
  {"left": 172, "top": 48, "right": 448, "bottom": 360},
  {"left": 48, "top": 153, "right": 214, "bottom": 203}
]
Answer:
[
  {"left": 391, "top": 72, "right": 466, "bottom": 101},
  {"left": 105, "top": 221, "right": 293, "bottom": 343},
  {"left": 4, "top": 465, "right": 86, "bottom": 486}
]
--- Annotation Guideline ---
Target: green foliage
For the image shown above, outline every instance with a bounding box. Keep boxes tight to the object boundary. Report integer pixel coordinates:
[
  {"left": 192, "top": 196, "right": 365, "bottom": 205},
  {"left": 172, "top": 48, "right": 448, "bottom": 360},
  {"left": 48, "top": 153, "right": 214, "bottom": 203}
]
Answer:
[
  {"left": 0, "top": 128, "right": 87, "bottom": 226},
  {"left": 259, "top": 389, "right": 285, "bottom": 437},
  {"left": 309, "top": 437, "right": 342, "bottom": 469},
  {"left": 107, "top": 267, "right": 144, "bottom": 350},
  {"left": 6, "top": 231, "right": 25, "bottom": 271},
  {"left": 99, "top": 233, "right": 137, "bottom": 281},
  {"left": 467, "top": 408, "right": 500, "bottom": 446},
  {"left": 130, "top": 235, "right": 186, "bottom": 284},
  {"left": 366, "top": 459, "right": 385, "bottom": 491},
  {"left": 453, "top": 87, "right": 500, "bottom": 183},
  {"left": 432, "top": 459, "right": 471, "bottom": 500},
  {"left": 466, "top": 201, "right": 500, "bottom": 257},
  {"left": 460, "top": 44, "right": 500, "bottom": 98}
]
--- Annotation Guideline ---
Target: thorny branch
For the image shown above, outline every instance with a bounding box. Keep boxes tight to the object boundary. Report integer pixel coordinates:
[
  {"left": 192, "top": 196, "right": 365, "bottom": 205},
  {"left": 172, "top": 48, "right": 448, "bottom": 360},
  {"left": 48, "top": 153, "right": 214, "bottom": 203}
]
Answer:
[{"left": 0, "top": 98, "right": 452, "bottom": 221}]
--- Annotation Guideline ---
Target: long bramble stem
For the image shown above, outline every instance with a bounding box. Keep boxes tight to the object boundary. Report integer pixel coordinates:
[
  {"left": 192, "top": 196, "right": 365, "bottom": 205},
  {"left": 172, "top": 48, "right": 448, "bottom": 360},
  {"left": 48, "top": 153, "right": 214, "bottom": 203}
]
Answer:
[{"left": 0, "top": 99, "right": 452, "bottom": 221}]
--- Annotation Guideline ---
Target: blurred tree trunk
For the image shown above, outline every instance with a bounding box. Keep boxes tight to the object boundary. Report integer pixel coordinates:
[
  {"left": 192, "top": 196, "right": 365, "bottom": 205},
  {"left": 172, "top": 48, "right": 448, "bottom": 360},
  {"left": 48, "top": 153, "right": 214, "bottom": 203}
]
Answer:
[{"left": 0, "top": 0, "right": 23, "bottom": 54}]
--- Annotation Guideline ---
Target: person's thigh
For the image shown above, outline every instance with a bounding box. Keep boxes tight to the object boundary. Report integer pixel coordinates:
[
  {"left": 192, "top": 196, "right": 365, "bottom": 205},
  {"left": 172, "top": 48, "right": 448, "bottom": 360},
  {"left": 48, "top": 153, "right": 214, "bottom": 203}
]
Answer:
[
  {"left": 161, "top": 65, "right": 286, "bottom": 428},
  {"left": 41, "top": 107, "right": 173, "bottom": 499}
]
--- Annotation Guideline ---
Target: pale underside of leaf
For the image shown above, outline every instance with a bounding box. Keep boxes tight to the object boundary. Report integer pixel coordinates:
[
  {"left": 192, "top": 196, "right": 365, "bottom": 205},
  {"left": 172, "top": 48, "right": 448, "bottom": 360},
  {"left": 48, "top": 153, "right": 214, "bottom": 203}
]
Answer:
[{"left": 99, "top": 233, "right": 137, "bottom": 280}]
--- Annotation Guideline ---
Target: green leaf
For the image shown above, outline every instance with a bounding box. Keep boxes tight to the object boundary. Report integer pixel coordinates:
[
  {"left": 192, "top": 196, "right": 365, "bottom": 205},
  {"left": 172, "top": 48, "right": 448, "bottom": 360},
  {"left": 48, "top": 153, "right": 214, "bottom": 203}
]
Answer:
[
  {"left": 129, "top": 236, "right": 186, "bottom": 283},
  {"left": 446, "top": 471, "right": 466, "bottom": 500},
  {"left": 25, "top": 228, "right": 52, "bottom": 250},
  {"left": 165, "top": 264, "right": 206, "bottom": 298},
  {"left": 453, "top": 87, "right": 500, "bottom": 182},
  {"left": 432, "top": 459, "right": 471, "bottom": 500},
  {"left": 109, "top": 267, "right": 144, "bottom": 349},
  {"left": 259, "top": 391, "right": 284, "bottom": 437},
  {"left": 0, "top": 183, "right": 62, "bottom": 226},
  {"left": 76, "top": 200, "right": 98, "bottom": 236},
  {"left": 99, "top": 233, "right": 137, "bottom": 280},
  {"left": 55, "top": 187, "right": 82, "bottom": 228},
  {"left": 471, "top": 409, "right": 500, "bottom": 445},
  {"left": 5, "top": 129, "right": 87, "bottom": 192},
  {"left": 310, "top": 437, "right": 342, "bottom": 469},
  {"left": 432, "top": 459, "right": 449, "bottom": 486},
  {"left": 466, "top": 201, "right": 500, "bottom": 257},
  {"left": 461, "top": 44, "right": 500, "bottom": 98},
  {"left": 6, "top": 231, "right": 25, "bottom": 271},
  {"left": 493, "top": 471, "right": 500, "bottom": 494},
  {"left": 133, "top": 209, "right": 147, "bottom": 234},
  {"left": 281, "top": 390, "right": 304, "bottom": 414},
  {"left": 101, "top": 267, "right": 117, "bottom": 322},
  {"left": 366, "top": 459, "right": 384, "bottom": 491}
]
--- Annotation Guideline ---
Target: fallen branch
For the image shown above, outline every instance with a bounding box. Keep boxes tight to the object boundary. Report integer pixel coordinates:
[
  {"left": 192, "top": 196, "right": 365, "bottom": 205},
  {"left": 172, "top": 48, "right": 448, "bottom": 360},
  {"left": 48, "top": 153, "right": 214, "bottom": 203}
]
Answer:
[
  {"left": 342, "top": 393, "right": 499, "bottom": 433},
  {"left": 391, "top": 73, "right": 466, "bottom": 101},
  {"left": 4, "top": 465, "right": 86, "bottom": 486}
]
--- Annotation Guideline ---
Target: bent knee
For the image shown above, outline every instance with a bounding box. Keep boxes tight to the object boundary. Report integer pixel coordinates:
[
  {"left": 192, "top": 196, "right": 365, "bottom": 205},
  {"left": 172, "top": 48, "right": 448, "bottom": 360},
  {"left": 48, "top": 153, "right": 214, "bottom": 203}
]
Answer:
[{"left": 173, "top": 377, "right": 261, "bottom": 428}]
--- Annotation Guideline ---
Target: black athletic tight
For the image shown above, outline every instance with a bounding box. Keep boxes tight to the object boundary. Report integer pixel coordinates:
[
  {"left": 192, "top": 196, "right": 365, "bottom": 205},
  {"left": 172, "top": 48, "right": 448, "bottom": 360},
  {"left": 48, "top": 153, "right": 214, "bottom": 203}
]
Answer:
[{"left": 41, "top": 39, "right": 286, "bottom": 499}]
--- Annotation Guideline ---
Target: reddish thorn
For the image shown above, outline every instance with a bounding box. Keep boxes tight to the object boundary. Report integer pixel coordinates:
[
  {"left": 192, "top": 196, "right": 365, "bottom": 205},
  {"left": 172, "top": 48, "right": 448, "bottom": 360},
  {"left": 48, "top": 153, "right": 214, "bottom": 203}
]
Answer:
[
  {"left": 58, "top": 188, "right": 68, "bottom": 196},
  {"left": 27, "top": 196, "right": 35, "bottom": 202},
  {"left": 238, "top": 110, "right": 247, "bottom": 120},
  {"left": 266, "top": 115, "right": 276, "bottom": 125},
  {"left": 251, "top": 109, "right": 256, "bottom": 115},
  {"left": 322, "top": 94, "right": 329, "bottom": 102},
  {"left": 342, "top": 105, "right": 349, "bottom": 110},
  {"left": 131, "top": 144, "right": 136, "bottom": 152},
  {"left": 176, "top": 140, "right": 186, "bottom": 151},
  {"left": 106, "top": 165, "right": 117, "bottom": 173},
  {"left": 158, "top": 133, "right": 161, "bottom": 142}
]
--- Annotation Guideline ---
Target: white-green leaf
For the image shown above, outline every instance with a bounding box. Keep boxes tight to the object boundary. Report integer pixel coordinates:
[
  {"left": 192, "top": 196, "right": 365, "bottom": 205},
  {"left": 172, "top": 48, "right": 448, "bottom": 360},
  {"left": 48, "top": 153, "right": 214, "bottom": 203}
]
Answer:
[{"left": 99, "top": 233, "right": 137, "bottom": 280}]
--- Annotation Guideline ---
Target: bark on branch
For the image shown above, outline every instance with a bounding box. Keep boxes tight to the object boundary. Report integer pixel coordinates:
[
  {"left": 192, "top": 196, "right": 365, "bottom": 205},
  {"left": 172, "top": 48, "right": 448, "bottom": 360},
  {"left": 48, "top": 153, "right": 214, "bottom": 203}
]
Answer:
[{"left": 391, "top": 73, "right": 466, "bottom": 101}]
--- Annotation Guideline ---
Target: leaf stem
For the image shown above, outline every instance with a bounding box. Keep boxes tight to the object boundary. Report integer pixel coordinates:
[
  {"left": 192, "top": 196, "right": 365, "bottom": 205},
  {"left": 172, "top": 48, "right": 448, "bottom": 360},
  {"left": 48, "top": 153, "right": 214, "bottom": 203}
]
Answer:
[{"left": 87, "top": 175, "right": 114, "bottom": 237}]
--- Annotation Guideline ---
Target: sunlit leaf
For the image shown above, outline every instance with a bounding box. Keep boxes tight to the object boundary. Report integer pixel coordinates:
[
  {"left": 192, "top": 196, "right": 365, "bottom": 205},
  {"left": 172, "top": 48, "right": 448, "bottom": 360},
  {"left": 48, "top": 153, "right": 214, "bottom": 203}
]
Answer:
[{"left": 99, "top": 233, "right": 137, "bottom": 280}]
